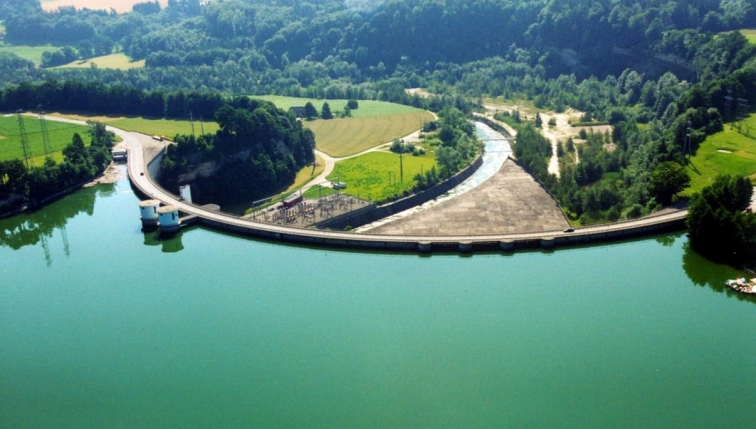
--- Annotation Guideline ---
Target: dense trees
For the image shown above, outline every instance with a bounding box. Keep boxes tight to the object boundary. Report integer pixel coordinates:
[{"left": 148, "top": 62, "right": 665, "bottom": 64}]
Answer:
[
  {"left": 687, "top": 175, "right": 756, "bottom": 263},
  {"left": 159, "top": 97, "right": 315, "bottom": 206}
]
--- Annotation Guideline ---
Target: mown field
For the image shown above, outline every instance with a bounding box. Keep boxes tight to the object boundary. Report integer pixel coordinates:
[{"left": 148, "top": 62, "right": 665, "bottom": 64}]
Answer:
[
  {"left": 49, "top": 114, "right": 220, "bottom": 139},
  {"left": 325, "top": 150, "right": 437, "bottom": 202},
  {"left": 0, "top": 115, "right": 92, "bottom": 166},
  {"left": 0, "top": 43, "right": 56, "bottom": 65},
  {"left": 259, "top": 96, "right": 434, "bottom": 157},
  {"left": 256, "top": 96, "right": 425, "bottom": 119},
  {"left": 308, "top": 111, "right": 433, "bottom": 157},
  {"left": 55, "top": 53, "right": 144, "bottom": 70},
  {"left": 106, "top": 117, "right": 219, "bottom": 138},
  {"left": 685, "top": 114, "right": 756, "bottom": 195},
  {"left": 741, "top": 29, "right": 756, "bottom": 44}
]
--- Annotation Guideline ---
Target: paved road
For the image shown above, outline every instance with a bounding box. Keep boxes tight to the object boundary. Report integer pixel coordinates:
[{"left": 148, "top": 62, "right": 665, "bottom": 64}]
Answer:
[{"left": 44, "top": 114, "right": 688, "bottom": 250}]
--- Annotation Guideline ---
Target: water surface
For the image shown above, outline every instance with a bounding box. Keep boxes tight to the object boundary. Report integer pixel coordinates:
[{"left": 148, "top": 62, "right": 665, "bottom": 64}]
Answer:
[{"left": 1, "top": 176, "right": 754, "bottom": 429}]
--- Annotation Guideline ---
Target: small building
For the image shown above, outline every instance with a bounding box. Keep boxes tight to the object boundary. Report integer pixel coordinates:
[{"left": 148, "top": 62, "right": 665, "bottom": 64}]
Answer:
[
  {"left": 288, "top": 107, "right": 307, "bottom": 118},
  {"left": 112, "top": 150, "right": 127, "bottom": 161},
  {"left": 282, "top": 193, "right": 303, "bottom": 208}
]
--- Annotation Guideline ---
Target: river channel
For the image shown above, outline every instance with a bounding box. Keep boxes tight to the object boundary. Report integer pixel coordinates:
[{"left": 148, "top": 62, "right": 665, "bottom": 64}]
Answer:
[{"left": 1, "top": 174, "right": 755, "bottom": 429}]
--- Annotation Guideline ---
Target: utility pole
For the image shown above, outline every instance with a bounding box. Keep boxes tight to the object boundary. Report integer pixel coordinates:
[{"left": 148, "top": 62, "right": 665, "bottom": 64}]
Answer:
[
  {"left": 399, "top": 140, "right": 404, "bottom": 182},
  {"left": 16, "top": 110, "right": 32, "bottom": 169},
  {"left": 199, "top": 115, "right": 205, "bottom": 134},
  {"left": 190, "top": 111, "right": 196, "bottom": 138}
]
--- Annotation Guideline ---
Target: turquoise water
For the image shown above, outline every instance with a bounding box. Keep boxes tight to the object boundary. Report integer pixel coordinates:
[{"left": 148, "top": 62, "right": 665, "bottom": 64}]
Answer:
[{"left": 1, "top": 174, "right": 755, "bottom": 429}]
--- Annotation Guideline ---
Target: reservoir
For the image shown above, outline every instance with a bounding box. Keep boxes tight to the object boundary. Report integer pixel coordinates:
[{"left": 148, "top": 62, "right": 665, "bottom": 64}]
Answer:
[{"left": 1, "top": 173, "right": 755, "bottom": 428}]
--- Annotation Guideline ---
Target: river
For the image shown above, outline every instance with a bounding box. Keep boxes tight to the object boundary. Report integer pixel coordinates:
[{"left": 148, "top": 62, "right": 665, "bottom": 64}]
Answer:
[{"left": 1, "top": 171, "right": 755, "bottom": 429}]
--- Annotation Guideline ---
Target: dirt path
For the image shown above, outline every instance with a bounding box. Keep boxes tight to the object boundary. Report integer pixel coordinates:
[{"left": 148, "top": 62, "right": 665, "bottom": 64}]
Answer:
[{"left": 299, "top": 127, "right": 428, "bottom": 194}]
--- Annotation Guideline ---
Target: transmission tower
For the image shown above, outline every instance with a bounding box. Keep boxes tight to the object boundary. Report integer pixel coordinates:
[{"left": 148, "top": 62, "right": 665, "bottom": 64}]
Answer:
[
  {"left": 683, "top": 120, "right": 692, "bottom": 163},
  {"left": 40, "top": 233, "right": 52, "bottom": 267},
  {"left": 16, "top": 110, "right": 32, "bottom": 169},
  {"left": 38, "top": 110, "right": 53, "bottom": 158},
  {"left": 61, "top": 225, "right": 70, "bottom": 257},
  {"left": 724, "top": 88, "right": 734, "bottom": 122},
  {"left": 732, "top": 98, "right": 750, "bottom": 134}
]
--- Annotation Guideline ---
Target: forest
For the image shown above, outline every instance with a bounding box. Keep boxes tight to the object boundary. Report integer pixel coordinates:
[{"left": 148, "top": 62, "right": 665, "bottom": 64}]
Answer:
[{"left": 0, "top": 0, "right": 754, "bottom": 224}]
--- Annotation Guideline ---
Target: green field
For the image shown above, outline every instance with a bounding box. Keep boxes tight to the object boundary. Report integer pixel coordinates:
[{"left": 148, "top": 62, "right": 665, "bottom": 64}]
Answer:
[
  {"left": 326, "top": 150, "right": 437, "bottom": 202},
  {"left": 0, "top": 115, "right": 92, "bottom": 166},
  {"left": 256, "top": 96, "right": 426, "bottom": 119},
  {"left": 741, "top": 29, "right": 756, "bottom": 44},
  {"left": 55, "top": 53, "right": 145, "bottom": 70},
  {"left": 0, "top": 43, "right": 57, "bottom": 65},
  {"left": 684, "top": 114, "right": 756, "bottom": 195},
  {"left": 105, "top": 117, "right": 219, "bottom": 138},
  {"left": 308, "top": 111, "right": 433, "bottom": 157}
]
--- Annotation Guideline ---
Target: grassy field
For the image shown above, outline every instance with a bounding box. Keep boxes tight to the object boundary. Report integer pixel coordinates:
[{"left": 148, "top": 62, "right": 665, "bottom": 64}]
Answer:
[
  {"left": 684, "top": 114, "right": 756, "bottom": 195},
  {"left": 55, "top": 53, "right": 145, "bottom": 70},
  {"left": 308, "top": 111, "right": 432, "bottom": 157},
  {"left": 0, "top": 115, "right": 92, "bottom": 166},
  {"left": 326, "top": 150, "right": 437, "bottom": 202},
  {"left": 0, "top": 43, "right": 56, "bottom": 65},
  {"left": 741, "top": 29, "right": 756, "bottom": 44},
  {"left": 49, "top": 114, "right": 220, "bottom": 139},
  {"left": 256, "top": 96, "right": 426, "bottom": 119},
  {"left": 106, "top": 117, "right": 219, "bottom": 138}
]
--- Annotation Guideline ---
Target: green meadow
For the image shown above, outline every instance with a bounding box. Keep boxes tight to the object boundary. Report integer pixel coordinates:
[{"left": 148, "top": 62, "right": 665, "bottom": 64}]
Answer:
[
  {"left": 685, "top": 114, "right": 756, "bottom": 195},
  {"left": 0, "top": 42, "right": 56, "bottom": 65},
  {"left": 55, "top": 53, "right": 145, "bottom": 70},
  {"left": 256, "top": 96, "right": 424, "bottom": 119},
  {"left": 326, "top": 150, "right": 437, "bottom": 202},
  {"left": 0, "top": 115, "right": 92, "bottom": 166},
  {"left": 741, "top": 29, "right": 756, "bottom": 44}
]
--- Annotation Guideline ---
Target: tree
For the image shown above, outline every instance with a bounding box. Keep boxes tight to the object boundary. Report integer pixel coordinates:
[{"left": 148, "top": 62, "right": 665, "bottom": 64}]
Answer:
[
  {"left": 534, "top": 113, "right": 543, "bottom": 128},
  {"left": 321, "top": 102, "right": 333, "bottom": 119},
  {"left": 304, "top": 102, "right": 317, "bottom": 120},
  {"left": 649, "top": 161, "right": 690, "bottom": 205},
  {"left": 687, "top": 175, "right": 756, "bottom": 263},
  {"left": 347, "top": 99, "right": 358, "bottom": 109}
]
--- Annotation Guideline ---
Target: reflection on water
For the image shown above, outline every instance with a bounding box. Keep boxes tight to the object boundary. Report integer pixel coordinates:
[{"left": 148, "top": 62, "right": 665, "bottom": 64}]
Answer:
[
  {"left": 682, "top": 239, "right": 756, "bottom": 304},
  {"left": 143, "top": 230, "right": 185, "bottom": 253},
  {"left": 0, "top": 184, "right": 113, "bottom": 265}
]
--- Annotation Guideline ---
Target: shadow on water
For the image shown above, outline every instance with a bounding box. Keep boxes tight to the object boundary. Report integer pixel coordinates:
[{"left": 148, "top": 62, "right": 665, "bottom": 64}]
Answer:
[
  {"left": 0, "top": 184, "right": 113, "bottom": 265},
  {"left": 682, "top": 240, "right": 756, "bottom": 305},
  {"left": 142, "top": 229, "right": 185, "bottom": 253}
]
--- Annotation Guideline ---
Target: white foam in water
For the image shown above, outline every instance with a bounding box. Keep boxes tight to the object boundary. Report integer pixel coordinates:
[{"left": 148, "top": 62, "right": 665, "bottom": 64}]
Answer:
[{"left": 357, "top": 122, "right": 513, "bottom": 232}]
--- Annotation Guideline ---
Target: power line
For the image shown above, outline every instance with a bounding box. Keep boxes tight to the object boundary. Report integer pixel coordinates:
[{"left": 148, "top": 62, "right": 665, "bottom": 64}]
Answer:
[{"left": 16, "top": 111, "right": 32, "bottom": 169}]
